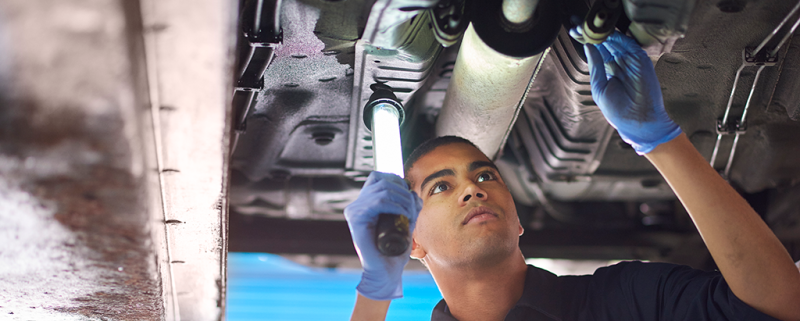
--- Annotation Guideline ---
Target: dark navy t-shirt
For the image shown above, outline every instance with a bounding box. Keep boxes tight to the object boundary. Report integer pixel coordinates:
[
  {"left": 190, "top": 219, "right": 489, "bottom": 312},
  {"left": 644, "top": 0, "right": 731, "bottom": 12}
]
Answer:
[{"left": 431, "top": 261, "right": 778, "bottom": 321}]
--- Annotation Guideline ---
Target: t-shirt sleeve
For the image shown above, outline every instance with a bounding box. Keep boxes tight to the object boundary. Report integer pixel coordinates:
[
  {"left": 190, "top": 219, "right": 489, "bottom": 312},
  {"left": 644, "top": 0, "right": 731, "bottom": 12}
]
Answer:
[{"left": 558, "top": 261, "right": 780, "bottom": 321}]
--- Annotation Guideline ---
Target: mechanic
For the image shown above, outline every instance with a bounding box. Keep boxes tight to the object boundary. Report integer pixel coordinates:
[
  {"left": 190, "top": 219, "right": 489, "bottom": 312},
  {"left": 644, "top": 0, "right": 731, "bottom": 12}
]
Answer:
[{"left": 344, "top": 31, "right": 800, "bottom": 321}]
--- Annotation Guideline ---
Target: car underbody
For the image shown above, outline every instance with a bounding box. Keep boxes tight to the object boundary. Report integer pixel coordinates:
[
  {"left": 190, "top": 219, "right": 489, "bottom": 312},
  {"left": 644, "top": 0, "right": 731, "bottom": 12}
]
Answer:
[{"left": 228, "top": 0, "right": 800, "bottom": 269}]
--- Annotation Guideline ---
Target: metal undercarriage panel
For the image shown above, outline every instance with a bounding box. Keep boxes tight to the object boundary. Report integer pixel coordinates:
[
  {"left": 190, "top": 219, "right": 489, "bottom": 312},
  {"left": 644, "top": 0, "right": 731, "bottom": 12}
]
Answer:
[{"left": 229, "top": 0, "right": 800, "bottom": 264}]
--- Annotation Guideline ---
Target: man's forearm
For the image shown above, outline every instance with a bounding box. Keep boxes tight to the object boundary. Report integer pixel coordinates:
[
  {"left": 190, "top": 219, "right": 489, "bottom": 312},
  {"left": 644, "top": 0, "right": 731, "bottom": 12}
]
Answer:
[
  {"left": 351, "top": 293, "right": 391, "bottom": 321},
  {"left": 645, "top": 133, "right": 800, "bottom": 320}
]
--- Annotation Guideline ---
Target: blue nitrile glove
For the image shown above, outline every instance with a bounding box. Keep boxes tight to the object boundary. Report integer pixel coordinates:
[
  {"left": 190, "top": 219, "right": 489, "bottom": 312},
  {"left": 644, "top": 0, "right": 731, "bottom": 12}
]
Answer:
[
  {"left": 568, "top": 16, "right": 589, "bottom": 45},
  {"left": 575, "top": 30, "right": 682, "bottom": 154},
  {"left": 344, "top": 171, "right": 422, "bottom": 301}
]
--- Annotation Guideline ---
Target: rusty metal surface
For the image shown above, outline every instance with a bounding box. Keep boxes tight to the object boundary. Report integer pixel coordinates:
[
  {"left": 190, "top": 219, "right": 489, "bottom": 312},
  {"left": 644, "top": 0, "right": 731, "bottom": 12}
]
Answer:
[
  {"left": 0, "top": 0, "right": 163, "bottom": 319},
  {"left": 0, "top": 0, "right": 234, "bottom": 319}
]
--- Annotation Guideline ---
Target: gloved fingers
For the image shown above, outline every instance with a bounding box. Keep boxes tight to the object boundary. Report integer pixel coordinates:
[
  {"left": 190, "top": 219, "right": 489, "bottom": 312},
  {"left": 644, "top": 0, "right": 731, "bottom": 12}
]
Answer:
[
  {"left": 622, "top": 50, "right": 658, "bottom": 83},
  {"left": 617, "top": 58, "right": 649, "bottom": 97},
  {"left": 345, "top": 192, "right": 415, "bottom": 226},
  {"left": 360, "top": 174, "right": 412, "bottom": 195},
  {"left": 569, "top": 26, "right": 587, "bottom": 45},
  {"left": 603, "top": 50, "right": 635, "bottom": 87},
  {"left": 602, "top": 35, "right": 649, "bottom": 74},
  {"left": 607, "top": 32, "right": 643, "bottom": 55},
  {"left": 600, "top": 40, "right": 621, "bottom": 58},
  {"left": 411, "top": 191, "right": 423, "bottom": 215},
  {"left": 584, "top": 44, "right": 608, "bottom": 93},
  {"left": 363, "top": 171, "right": 382, "bottom": 187},
  {"left": 376, "top": 178, "right": 420, "bottom": 206},
  {"left": 612, "top": 55, "right": 634, "bottom": 84},
  {"left": 600, "top": 37, "right": 631, "bottom": 60},
  {"left": 612, "top": 49, "right": 657, "bottom": 100},
  {"left": 364, "top": 171, "right": 408, "bottom": 190},
  {"left": 598, "top": 40, "right": 634, "bottom": 85},
  {"left": 380, "top": 189, "right": 420, "bottom": 218},
  {"left": 593, "top": 44, "right": 624, "bottom": 82},
  {"left": 595, "top": 44, "right": 614, "bottom": 63},
  {"left": 618, "top": 54, "right": 643, "bottom": 75},
  {"left": 358, "top": 175, "right": 416, "bottom": 207},
  {"left": 406, "top": 191, "right": 423, "bottom": 232},
  {"left": 350, "top": 188, "right": 419, "bottom": 220}
]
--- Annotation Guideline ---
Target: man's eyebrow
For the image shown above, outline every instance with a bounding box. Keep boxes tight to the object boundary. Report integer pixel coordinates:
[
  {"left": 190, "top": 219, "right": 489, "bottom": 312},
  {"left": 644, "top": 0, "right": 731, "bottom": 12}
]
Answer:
[
  {"left": 420, "top": 169, "right": 455, "bottom": 191},
  {"left": 469, "top": 161, "right": 497, "bottom": 172}
]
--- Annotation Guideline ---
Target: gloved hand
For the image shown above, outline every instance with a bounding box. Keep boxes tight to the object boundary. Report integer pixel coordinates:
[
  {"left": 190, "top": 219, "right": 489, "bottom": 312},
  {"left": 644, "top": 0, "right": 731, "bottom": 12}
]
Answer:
[
  {"left": 344, "top": 171, "right": 422, "bottom": 301},
  {"left": 573, "top": 29, "right": 682, "bottom": 154}
]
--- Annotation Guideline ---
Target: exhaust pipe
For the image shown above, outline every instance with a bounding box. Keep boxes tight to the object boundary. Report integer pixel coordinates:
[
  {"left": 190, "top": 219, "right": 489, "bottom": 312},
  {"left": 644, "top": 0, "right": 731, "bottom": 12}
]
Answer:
[{"left": 436, "top": 0, "right": 560, "bottom": 159}]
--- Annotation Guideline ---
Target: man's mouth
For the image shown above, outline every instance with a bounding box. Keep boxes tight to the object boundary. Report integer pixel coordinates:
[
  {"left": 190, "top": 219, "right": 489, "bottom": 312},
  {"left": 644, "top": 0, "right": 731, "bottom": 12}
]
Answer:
[{"left": 462, "top": 206, "right": 499, "bottom": 225}]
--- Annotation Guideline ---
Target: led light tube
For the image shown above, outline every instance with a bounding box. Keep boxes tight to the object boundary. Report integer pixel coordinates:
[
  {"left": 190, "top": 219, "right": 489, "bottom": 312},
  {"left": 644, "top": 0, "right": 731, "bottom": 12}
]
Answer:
[{"left": 371, "top": 103, "right": 404, "bottom": 178}]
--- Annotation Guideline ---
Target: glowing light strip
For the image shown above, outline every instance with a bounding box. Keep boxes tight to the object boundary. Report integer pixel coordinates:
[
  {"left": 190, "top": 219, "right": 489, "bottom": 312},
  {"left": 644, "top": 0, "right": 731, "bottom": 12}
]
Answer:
[{"left": 371, "top": 103, "right": 404, "bottom": 178}]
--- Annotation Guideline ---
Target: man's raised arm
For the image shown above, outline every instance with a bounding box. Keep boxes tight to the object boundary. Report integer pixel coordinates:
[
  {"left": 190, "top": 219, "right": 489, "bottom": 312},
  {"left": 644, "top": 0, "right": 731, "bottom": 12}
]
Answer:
[
  {"left": 351, "top": 294, "right": 391, "bottom": 321},
  {"left": 582, "top": 31, "right": 800, "bottom": 320},
  {"left": 646, "top": 133, "right": 800, "bottom": 320},
  {"left": 343, "top": 171, "right": 423, "bottom": 321}
]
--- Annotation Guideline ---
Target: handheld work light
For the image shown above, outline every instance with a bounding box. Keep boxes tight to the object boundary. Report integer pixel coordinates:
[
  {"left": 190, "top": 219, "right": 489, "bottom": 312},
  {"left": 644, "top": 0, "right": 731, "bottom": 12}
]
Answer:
[{"left": 363, "top": 83, "right": 409, "bottom": 257}]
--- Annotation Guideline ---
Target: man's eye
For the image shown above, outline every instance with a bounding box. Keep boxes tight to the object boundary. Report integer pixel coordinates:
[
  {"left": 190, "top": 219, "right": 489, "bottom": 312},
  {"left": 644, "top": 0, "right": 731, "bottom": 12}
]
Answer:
[
  {"left": 477, "top": 172, "right": 495, "bottom": 182},
  {"left": 431, "top": 182, "right": 449, "bottom": 195}
]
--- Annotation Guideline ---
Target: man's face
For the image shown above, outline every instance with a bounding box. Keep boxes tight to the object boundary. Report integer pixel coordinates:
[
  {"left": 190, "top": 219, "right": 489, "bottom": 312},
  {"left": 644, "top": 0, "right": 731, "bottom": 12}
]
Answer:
[{"left": 407, "top": 143, "right": 522, "bottom": 270}]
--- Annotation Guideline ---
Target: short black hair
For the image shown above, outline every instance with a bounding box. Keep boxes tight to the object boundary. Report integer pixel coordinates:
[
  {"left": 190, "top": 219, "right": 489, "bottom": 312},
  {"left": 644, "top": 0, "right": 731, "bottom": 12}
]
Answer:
[{"left": 403, "top": 135, "right": 482, "bottom": 178}]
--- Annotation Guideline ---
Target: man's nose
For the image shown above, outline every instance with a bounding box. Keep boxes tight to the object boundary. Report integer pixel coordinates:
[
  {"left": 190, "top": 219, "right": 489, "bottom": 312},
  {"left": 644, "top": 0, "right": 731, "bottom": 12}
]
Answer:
[{"left": 460, "top": 183, "right": 487, "bottom": 205}]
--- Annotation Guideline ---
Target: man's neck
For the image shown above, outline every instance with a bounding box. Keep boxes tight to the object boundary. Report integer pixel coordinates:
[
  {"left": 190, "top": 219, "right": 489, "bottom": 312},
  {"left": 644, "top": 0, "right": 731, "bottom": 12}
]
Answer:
[{"left": 431, "top": 250, "right": 528, "bottom": 321}]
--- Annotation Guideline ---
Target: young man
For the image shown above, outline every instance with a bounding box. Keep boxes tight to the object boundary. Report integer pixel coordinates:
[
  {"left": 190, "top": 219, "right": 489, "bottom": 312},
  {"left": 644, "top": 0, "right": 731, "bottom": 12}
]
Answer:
[{"left": 344, "top": 32, "right": 800, "bottom": 321}]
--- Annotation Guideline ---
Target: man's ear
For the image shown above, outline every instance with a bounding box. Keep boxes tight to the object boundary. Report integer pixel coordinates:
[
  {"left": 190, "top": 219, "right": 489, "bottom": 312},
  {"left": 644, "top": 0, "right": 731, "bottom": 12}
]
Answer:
[
  {"left": 410, "top": 237, "right": 427, "bottom": 259},
  {"left": 518, "top": 223, "right": 524, "bottom": 236}
]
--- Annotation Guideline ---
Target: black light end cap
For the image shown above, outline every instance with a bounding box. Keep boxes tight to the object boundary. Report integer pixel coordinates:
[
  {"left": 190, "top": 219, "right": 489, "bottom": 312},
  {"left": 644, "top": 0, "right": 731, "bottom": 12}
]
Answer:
[{"left": 363, "top": 83, "right": 405, "bottom": 132}]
